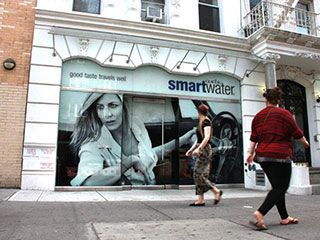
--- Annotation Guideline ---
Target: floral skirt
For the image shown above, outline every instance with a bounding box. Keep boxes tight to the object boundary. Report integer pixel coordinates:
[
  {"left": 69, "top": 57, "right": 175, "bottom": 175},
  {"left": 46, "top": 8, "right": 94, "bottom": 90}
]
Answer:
[{"left": 193, "top": 144, "right": 214, "bottom": 195}]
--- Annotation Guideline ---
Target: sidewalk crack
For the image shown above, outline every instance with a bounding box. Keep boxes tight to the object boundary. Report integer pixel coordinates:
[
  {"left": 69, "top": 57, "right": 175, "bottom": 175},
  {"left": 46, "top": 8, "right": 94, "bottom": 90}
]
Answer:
[
  {"left": 142, "top": 202, "right": 174, "bottom": 220},
  {"left": 89, "top": 222, "right": 101, "bottom": 240}
]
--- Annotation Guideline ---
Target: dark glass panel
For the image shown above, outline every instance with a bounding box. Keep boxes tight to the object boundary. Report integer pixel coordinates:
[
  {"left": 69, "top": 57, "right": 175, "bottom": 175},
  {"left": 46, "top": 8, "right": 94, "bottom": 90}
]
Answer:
[
  {"left": 278, "top": 80, "right": 311, "bottom": 165},
  {"left": 73, "top": 0, "right": 100, "bottom": 14},
  {"left": 199, "top": 4, "right": 220, "bottom": 32},
  {"left": 250, "top": 0, "right": 261, "bottom": 9}
]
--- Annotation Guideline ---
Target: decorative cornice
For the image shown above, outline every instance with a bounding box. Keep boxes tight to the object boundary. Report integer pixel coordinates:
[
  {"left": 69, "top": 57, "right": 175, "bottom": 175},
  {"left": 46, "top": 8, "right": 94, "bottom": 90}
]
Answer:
[
  {"left": 248, "top": 26, "right": 320, "bottom": 51},
  {"left": 262, "top": 53, "right": 280, "bottom": 61},
  {"left": 105, "top": 0, "right": 116, "bottom": 7},
  {"left": 286, "top": 37, "right": 296, "bottom": 44},
  {"left": 305, "top": 41, "right": 314, "bottom": 48},
  {"left": 295, "top": 51, "right": 320, "bottom": 60},
  {"left": 218, "top": 55, "right": 227, "bottom": 71},
  {"left": 37, "top": 10, "right": 251, "bottom": 51},
  {"left": 128, "top": 0, "right": 139, "bottom": 11},
  {"left": 277, "top": 65, "right": 316, "bottom": 83},
  {"left": 79, "top": 39, "right": 89, "bottom": 56},
  {"left": 170, "top": 0, "right": 181, "bottom": 18},
  {"left": 150, "top": 46, "right": 159, "bottom": 63},
  {"left": 266, "top": 34, "right": 277, "bottom": 41},
  {"left": 39, "top": 10, "right": 256, "bottom": 61},
  {"left": 278, "top": 65, "right": 301, "bottom": 80},
  {"left": 171, "top": 0, "right": 181, "bottom": 9}
]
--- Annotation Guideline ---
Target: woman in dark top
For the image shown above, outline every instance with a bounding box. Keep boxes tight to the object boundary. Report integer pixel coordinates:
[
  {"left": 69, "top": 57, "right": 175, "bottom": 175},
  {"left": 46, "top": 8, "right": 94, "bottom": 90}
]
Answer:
[
  {"left": 247, "top": 87, "right": 309, "bottom": 230},
  {"left": 186, "top": 104, "right": 223, "bottom": 206}
]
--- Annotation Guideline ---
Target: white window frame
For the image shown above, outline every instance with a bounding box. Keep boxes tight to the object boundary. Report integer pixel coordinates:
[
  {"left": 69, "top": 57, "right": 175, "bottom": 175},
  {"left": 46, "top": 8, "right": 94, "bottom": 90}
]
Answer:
[{"left": 198, "top": 0, "right": 221, "bottom": 33}]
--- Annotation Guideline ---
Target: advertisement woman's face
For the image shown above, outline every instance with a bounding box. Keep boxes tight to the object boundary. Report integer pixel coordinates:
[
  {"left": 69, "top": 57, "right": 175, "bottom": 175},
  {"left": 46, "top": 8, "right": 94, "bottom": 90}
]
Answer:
[{"left": 96, "top": 94, "right": 123, "bottom": 131}]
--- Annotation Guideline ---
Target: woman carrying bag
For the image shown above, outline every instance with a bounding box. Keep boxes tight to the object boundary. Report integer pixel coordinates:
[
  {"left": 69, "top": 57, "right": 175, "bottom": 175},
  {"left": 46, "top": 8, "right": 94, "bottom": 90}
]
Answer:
[{"left": 247, "top": 87, "right": 309, "bottom": 230}]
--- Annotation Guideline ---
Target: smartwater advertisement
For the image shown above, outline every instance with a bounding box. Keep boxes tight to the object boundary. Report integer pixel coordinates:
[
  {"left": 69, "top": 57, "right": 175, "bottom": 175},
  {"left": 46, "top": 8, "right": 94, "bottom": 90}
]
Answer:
[
  {"left": 62, "top": 59, "right": 240, "bottom": 100},
  {"left": 56, "top": 59, "right": 243, "bottom": 186}
]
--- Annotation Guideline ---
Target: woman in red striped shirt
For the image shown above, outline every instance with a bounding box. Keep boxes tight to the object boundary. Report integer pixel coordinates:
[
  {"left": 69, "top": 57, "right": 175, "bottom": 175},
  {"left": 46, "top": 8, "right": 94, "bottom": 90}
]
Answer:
[{"left": 247, "top": 87, "right": 309, "bottom": 230}]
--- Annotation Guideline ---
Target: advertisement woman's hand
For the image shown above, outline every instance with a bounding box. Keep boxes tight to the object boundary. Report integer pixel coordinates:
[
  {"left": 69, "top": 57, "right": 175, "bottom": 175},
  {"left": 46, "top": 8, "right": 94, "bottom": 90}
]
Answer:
[
  {"left": 131, "top": 158, "right": 153, "bottom": 184},
  {"left": 180, "top": 128, "right": 197, "bottom": 147},
  {"left": 132, "top": 157, "right": 146, "bottom": 172}
]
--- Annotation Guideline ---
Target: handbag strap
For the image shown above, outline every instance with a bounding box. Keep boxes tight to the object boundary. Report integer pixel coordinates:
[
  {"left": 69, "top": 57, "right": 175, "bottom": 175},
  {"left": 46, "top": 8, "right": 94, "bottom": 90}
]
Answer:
[{"left": 257, "top": 107, "right": 273, "bottom": 143}]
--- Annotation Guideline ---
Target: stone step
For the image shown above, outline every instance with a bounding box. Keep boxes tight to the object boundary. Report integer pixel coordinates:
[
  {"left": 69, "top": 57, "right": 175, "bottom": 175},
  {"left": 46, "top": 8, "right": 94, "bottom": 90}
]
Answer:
[
  {"left": 309, "top": 168, "right": 320, "bottom": 185},
  {"left": 312, "top": 184, "right": 320, "bottom": 195}
]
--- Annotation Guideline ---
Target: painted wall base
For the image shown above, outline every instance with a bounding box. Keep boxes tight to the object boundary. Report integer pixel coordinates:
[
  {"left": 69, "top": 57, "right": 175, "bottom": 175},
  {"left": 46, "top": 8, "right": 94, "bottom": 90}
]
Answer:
[
  {"left": 287, "top": 164, "right": 312, "bottom": 195},
  {"left": 21, "top": 173, "right": 55, "bottom": 191},
  {"left": 245, "top": 164, "right": 312, "bottom": 195},
  {"left": 287, "top": 185, "right": 312, "bottom": 195}
]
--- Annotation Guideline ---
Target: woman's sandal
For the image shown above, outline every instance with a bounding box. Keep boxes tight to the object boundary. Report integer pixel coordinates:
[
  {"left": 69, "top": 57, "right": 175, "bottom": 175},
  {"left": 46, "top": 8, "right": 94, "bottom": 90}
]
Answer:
[
  {"left": 189, "top": 202, "right": 205, "bottom": 207},
  {"left": 214, "top": 190, "right": 223, "bottom": 205},
  {"left": 249, "top": 220, "right": 268, "bottom": 230},
  {"left": 280, "top": 218, "right": 299, "bottom": 225}
]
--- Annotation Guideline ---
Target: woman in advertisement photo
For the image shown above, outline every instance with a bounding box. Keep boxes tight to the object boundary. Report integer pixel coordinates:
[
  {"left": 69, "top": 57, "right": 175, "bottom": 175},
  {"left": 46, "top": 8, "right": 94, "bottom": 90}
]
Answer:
[
  {"left": 70, "top": 92, "right": 195, "bottom": 186},
  {"left": 186, "top": 104, "right": 223, "bottom": 206}
]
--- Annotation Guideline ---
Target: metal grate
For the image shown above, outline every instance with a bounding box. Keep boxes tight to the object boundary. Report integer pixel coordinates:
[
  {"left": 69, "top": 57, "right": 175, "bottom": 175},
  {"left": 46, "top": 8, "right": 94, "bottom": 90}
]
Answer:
[
  {"left": 256, "top": 169, "right": 265, "bottom": 186},
  {"left": 244, "top": 1, "right": 318, "bottom": 37}
]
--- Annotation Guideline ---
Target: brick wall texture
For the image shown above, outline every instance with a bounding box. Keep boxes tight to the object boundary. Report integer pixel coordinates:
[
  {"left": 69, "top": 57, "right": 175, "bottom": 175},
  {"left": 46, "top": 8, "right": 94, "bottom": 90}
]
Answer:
[{"left": 0, "top": 0, "right": 36, "bottom": 187}]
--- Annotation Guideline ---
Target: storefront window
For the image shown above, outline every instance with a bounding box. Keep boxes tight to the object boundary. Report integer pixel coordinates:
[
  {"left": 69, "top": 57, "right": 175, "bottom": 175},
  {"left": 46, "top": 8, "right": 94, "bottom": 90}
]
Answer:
[
  {"left": 56, "top": 59, "right": 243, "bottom": 186},
  {"left": 178, "top": 99, "right": 243, "bottom": 184}
]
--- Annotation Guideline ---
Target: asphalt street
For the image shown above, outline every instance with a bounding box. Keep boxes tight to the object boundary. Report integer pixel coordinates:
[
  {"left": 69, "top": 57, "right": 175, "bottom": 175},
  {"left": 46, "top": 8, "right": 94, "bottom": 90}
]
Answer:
[{"left": 0, "top": 188, "right": 319, "bottom": 240}]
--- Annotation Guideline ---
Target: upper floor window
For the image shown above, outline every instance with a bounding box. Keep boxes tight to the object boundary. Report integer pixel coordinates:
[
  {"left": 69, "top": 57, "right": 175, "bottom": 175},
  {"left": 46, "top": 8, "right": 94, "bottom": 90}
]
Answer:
[
  {"left": 73, "top": 0, "right": 100, "bottom": 14},
  {"left": 199, "top": 0, "right": 220, "bottom": 32},
  {"left": 295, "top": 1, "right": 314, "bottom": 34},
  {"left": 250, "top": 0, "right": 261, "bottom": 10},
  {"left": 141, "top": 0, "right": 165, "bottom": 23}
]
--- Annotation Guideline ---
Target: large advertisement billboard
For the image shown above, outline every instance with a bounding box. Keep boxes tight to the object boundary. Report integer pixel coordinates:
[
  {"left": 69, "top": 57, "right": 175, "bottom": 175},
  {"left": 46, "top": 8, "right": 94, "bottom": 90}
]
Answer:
[{"left": 56, "top": 60, "right": 243, "bottom": 186}]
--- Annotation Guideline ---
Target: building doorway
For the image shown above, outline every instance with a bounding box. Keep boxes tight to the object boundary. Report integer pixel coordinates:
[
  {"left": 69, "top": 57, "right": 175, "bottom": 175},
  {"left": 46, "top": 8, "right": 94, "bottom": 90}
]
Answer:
[
  {"left": 125, "top": 95, "right": 181, "bottom": 185},
  {"left": 278, "top": 80, "right": 311, "bottom": 165}
]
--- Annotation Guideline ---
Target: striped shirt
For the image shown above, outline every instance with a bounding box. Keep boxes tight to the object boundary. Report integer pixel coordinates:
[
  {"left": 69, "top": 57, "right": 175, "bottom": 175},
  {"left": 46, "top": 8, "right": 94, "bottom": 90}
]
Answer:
[{"left": 250, "top": 106, "right": 304, "bottom": 160}]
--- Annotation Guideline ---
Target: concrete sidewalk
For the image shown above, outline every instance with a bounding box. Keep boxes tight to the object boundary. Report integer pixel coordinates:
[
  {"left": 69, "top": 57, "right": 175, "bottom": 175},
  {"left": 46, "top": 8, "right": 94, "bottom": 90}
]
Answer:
[{"left": 2, "top": 188, "right": 266, "bottom": 202}]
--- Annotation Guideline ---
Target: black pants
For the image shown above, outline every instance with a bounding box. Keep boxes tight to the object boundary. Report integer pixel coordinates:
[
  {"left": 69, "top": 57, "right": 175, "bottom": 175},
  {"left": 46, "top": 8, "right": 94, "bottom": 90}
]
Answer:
[{"left": 258, "top": 162, "right": 291, "bottom": 220}]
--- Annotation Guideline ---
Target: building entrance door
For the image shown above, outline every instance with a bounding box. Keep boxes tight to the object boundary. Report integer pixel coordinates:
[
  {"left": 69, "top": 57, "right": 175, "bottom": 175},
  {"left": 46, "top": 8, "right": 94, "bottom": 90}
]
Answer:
[
  {"left": 124, "top": 95, "right": 180, "bottom": 185},
  {"left": 278, "top": 80, "right": 311, "bottom": 165}
]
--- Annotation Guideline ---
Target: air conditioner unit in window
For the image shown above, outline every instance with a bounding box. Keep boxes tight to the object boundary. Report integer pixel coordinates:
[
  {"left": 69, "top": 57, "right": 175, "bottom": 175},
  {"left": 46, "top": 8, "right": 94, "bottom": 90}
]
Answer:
[{"left": 146, "top": 6, "right": 162, "bottom": 22}]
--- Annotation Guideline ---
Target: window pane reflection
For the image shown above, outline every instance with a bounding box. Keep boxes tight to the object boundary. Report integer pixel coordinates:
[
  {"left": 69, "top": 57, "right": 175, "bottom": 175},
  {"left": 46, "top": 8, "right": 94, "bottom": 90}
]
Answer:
[{"left": 73, "top": 0, "right": 100, "bottom": 14}]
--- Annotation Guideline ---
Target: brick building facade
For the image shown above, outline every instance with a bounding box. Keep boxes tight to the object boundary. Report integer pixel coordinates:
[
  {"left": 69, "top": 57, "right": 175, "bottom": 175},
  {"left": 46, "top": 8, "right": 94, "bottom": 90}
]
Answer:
[{"left": 0, "top": 0, "right": 36, "bottom": 187}]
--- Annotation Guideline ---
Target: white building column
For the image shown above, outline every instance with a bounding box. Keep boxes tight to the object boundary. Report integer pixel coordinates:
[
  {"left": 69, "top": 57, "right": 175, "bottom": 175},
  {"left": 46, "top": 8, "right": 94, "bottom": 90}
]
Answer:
[
  {"left": 264, "top": 62, "right": 277, "bottom": 89},
  {"left": 263, "top": 53, "right": 280, "bottom": 89}
]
